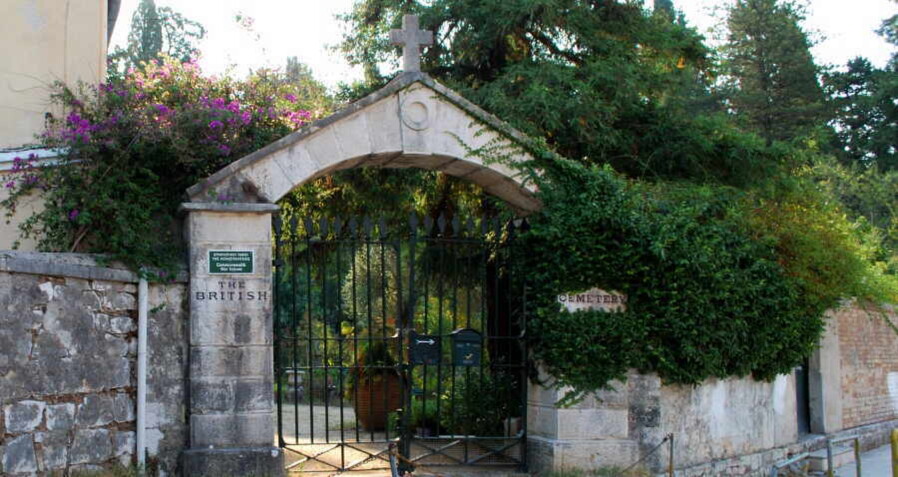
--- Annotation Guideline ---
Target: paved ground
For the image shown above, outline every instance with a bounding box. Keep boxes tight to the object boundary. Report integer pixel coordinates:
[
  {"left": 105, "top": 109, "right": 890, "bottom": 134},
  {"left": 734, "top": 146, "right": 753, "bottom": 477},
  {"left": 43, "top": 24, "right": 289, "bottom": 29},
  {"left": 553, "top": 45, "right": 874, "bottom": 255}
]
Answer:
[
  {"left": 834, "top": 443, "right": 894, "bottom": 477},
  {"left": 279, "top": 403, "right": 391, "bottom": 443}
]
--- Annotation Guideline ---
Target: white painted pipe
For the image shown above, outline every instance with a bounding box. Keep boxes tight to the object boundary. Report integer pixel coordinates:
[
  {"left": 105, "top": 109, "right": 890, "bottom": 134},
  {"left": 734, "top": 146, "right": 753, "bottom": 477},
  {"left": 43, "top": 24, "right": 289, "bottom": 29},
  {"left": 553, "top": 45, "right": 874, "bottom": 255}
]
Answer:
[{"left": 137, "top": 277, "right": 148, "bottom": 471}]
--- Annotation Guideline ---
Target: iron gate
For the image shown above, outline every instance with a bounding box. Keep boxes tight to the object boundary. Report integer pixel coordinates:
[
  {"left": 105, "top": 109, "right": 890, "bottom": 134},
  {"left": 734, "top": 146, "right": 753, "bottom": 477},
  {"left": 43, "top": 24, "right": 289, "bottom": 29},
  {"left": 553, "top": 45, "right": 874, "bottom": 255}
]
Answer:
[{"left": 273, "top": 214, "right": 528, "bottom": 473}]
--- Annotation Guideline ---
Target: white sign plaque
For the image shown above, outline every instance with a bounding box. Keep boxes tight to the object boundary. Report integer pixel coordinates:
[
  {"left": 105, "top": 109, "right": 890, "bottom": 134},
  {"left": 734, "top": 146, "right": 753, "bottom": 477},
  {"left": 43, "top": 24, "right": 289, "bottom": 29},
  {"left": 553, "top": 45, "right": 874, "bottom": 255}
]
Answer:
[{"left": 557, "top": 288, "right": 627, "bottom": 313}]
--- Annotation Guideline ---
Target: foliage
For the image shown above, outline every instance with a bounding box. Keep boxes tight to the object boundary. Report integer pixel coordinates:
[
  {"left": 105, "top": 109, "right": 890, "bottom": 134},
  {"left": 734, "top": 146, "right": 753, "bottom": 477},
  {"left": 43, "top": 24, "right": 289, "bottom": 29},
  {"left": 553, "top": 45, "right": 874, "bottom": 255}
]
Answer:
[
  {"left": 409, "top": 397, "right": 441, "bottom": 431},
  {"left": 108, "top": 0, "right": 206, "bottom": 77},
  {"left": 351, "top": 341, "right": 397, "bottom": 380},
  {"left": 515, "top": 158, "right": 888, "bottom": 402},
  {"left": 439, "top": 370, "right": 520, "bottom": 435},
  {"left": 1, "top": 57, "right": 326, "bottom": 272},
  {"left": 824, "top": 57, "right": 898, "bottom": 170},
  {"left": 337, "top": 0, "right": 789, "bottom": 185},
  {"left": 334, "top": 0, "right": 898, "bottom": 400},
  {"left": 721, "top": 0, "right": 824, "bottom": 144},
  {"left": 803, "top": 157, "right": 898, "bottom": 273}
]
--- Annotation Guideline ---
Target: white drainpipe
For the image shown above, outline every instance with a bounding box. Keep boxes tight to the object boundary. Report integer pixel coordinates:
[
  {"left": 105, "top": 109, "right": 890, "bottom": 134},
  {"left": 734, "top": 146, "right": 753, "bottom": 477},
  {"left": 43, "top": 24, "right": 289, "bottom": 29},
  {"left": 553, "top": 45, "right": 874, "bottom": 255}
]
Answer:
[{"left": 137, "top": 277, "right": 149, "bottom": 469}]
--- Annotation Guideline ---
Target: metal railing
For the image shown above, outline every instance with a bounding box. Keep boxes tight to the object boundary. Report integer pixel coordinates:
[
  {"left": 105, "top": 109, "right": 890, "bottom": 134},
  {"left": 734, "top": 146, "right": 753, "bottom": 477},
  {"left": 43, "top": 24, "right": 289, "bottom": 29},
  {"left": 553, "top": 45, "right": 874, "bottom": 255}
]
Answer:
[
  {"left": 769, "top": 451, "right": 810, "bottom": 477},
  {"left": 770, "top": 428, "right": 898, "bottom": 477},
  {"left": 825, "top": 435, "right": 862, "bottom": 477}
]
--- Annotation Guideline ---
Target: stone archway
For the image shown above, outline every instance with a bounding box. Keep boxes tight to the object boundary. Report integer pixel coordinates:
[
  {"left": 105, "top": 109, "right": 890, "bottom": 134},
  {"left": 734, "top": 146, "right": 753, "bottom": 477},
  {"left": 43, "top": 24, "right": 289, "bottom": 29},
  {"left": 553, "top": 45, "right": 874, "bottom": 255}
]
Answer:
[
  {"left": 186, "top": 72, "right": 540, "bottom": 213},
  {"left": 179, "top": 69, "right": 541, "bottom": 476}
]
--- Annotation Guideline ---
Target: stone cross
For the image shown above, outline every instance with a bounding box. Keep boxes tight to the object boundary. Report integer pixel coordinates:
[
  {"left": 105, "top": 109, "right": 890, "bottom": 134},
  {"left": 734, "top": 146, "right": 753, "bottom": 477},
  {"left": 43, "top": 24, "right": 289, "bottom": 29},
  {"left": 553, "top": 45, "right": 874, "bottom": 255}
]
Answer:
[{"left": 390, "top": 14, "right": 433, "bottom": 73}]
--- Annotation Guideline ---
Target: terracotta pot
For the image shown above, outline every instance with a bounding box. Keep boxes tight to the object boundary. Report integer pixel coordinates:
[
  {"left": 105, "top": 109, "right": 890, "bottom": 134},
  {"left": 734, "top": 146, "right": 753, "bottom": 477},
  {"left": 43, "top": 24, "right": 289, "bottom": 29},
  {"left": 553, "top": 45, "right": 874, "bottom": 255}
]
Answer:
[{"left": 354, "top": 372, "right": 402, "bottom": 431}]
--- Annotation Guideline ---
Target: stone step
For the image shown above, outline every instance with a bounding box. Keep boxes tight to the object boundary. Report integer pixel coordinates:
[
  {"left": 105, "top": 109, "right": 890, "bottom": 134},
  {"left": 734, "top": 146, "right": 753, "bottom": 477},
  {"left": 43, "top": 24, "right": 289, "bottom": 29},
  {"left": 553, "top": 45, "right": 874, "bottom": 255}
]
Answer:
[{"left": 806, "top": 445, "right": 855, "bottom": 472}]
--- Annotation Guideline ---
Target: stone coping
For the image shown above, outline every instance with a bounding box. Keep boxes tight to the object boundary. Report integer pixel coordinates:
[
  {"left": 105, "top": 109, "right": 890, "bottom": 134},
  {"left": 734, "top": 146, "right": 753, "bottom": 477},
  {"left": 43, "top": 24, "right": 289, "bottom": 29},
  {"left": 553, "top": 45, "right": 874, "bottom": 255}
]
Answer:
[
  {"left": 0, "top": 251, "right": 189, "bottom": 283},
  {"left": 180, "top": 202, "right": 280, "bottom": 214},
  {"left": 0, "top": 147, "right": 64, "bottom": 172}
]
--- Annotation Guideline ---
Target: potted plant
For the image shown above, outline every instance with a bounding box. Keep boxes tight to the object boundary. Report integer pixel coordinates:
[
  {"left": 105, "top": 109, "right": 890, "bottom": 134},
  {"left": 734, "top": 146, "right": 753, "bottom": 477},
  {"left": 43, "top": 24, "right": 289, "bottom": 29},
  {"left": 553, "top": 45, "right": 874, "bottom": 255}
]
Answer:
[{"left": 350, "top": 340, "right": 402, "bottom": 431}]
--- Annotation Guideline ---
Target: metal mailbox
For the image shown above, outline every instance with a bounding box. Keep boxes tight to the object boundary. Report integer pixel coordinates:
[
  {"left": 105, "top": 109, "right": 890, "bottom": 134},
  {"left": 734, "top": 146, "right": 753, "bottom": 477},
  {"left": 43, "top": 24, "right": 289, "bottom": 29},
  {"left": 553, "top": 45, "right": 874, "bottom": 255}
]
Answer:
[
  {"left": 408, "top": 330, "right": 441, "bottom": 365},
  {"left": 450, "top": 328, "right": 482, "bottom": 366}
]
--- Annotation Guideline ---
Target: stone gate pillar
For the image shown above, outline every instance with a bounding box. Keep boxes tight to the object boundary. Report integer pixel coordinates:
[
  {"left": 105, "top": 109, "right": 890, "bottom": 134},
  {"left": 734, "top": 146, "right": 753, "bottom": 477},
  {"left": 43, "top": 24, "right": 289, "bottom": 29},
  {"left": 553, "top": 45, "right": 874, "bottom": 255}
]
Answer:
[{"left": 180, "top": 202, "right": 284, "bottom": 476}]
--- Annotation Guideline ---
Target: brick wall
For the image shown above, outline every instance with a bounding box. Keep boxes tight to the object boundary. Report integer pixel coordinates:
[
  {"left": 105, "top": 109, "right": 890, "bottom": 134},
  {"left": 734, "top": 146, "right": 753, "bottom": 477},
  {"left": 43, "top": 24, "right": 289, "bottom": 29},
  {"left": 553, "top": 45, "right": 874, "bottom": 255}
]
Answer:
[{"left": 836, "top": 304, "right": 898, "bottom": 429}]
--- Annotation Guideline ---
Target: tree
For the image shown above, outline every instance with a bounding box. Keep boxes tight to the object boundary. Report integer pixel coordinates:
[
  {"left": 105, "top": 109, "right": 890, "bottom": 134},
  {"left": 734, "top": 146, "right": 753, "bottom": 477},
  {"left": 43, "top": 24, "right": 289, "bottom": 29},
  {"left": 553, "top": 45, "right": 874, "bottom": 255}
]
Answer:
[
  {"left": 338, "top": 0, "right": 784, "bottom": 186},
  {"left": 284, "top": 57, "right": 333, "bottom": 115},
  {"left": 108, "top": 0, "right": 205, "bottom": 76},
  {"left": 722, "top": 0, "right": 824, "bottom": 144},
  {"left": 825, "top": 57, "right": 898, "bottom": 169}
]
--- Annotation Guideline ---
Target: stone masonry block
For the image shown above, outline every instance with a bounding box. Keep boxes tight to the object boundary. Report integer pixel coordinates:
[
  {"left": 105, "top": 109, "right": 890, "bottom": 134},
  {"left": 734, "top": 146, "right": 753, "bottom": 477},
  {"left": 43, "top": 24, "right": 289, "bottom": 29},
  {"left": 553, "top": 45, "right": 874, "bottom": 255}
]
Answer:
[
  {"left": 113, "top": 393, "right": 135, "bottom": 422},
  {"left": 234, "top": 379, "right": 274, "bottom": 413},
  {"left": 112, "top": 291, "right": 136, "bottom": 310},
  {"left": 557, "top": 408, "right": 628, "bottom": 440},
  {"left": 191, "top": 311, "right": 272, "bottom": 346},
  {"left": 47, "top": 403, "right": 75, "bottom": 431},
  {"left": 76, "top": 394, "right": 115, "bottom": 428},
  {"left": 109, "top": 316, "right": 135, "bottom": 334},
  {"left": 188, "top": 212, "right": 273, "bottom": 245},
  {"left": 189, "top": 345, "right": 272, "bottom": 378},
  {"left": 4, "top": 400, "right": 45, "bottom": 434},
  {"left": 190, "top": 412, "right": 274, "bottom": 447},
  {"left": 70, "top": 429, "right": 113, "bottom": 465},
  {"left": 3, "top": 434, "right": 37, "bottom": 474},
  {"left": 189, "top": 277, "right": 273, "bottom": 317},
  {"left": 114, "top": 431, "right": 135, "bottom": 457},
  {"left": 190, "top": 379, "right": 236, "bottom": 413},
  {"left": 35, "top": 431, "right": 69, "bottom": 470}
]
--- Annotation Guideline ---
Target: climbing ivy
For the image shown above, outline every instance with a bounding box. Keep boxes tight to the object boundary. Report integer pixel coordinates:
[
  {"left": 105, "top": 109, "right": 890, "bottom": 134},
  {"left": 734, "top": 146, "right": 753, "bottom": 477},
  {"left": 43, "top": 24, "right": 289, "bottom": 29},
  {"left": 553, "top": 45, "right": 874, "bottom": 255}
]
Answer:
[{"left": 514, "top": 156, "right": 890, "bottom": 405}]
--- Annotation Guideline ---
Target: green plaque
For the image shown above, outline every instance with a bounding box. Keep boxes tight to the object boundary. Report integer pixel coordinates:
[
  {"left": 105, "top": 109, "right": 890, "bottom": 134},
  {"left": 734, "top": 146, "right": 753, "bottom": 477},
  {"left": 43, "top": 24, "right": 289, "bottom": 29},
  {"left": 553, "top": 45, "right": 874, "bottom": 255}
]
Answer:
[{"left": 209, "top": 250, "right": 254, "bottom": 274}]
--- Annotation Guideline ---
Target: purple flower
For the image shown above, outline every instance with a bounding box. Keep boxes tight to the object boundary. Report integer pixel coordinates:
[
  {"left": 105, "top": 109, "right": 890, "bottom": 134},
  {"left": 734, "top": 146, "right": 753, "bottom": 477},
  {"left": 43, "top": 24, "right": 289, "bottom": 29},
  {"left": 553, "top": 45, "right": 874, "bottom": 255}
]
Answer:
[
  {"left": 154, "top": 104, "right": 171, "bottom": 114},
  {"left": 5, "top": 181, "right": 15, "bottom": 189},
  {"left": 211, "top": 98, "right": 226, "bottom": 109},
  {"left": 240, "top": 111, "right": 252, "bottom": 125},
  {"left": 285, "top": 93, "right": 297, "bottom": 103},
  {"left": 209, "top": 120, "right": 224, "bottom": 130},
  {"left": 68, "top": 209, "right": 79, "bottom": 221},
  {"left": 218, "top": 144, "right": 232, "bottom": 156},
  {"left": 227, "top": 101, "right": 241, "bottom": 113}
]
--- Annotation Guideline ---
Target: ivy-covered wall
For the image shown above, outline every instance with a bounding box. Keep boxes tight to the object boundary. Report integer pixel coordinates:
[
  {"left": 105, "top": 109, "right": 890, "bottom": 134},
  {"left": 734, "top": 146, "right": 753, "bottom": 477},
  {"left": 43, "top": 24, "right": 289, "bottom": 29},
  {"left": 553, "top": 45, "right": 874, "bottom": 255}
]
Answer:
[{"left": 527, "top": 301, "right": 898, "bottom": 475}]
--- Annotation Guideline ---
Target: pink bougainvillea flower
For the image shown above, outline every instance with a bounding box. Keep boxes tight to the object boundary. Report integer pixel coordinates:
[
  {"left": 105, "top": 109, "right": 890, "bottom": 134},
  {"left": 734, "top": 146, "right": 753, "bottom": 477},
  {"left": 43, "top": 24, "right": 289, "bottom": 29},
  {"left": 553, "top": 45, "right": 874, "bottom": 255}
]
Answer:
[
  {"left": 209, "top": 120, "right": 224, "bottom": 130},
  {"left": 285, "top": 93, "right": 297, "bottom": 103}
]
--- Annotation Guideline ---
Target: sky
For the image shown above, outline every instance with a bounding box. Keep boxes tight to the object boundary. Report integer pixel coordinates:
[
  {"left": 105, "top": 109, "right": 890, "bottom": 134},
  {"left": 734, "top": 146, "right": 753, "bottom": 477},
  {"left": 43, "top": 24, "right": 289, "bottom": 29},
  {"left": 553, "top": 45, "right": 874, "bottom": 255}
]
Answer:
[{"left": 110, "top": 0, "right": 898, "bottom": 89}]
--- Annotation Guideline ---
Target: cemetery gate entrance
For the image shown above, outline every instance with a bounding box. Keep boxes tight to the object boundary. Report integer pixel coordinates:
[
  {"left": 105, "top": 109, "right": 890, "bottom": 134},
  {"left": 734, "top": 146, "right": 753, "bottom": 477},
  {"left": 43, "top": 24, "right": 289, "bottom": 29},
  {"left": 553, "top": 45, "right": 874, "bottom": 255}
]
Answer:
[{"left": 273, "top": 214, "right": 529, "bottom": 473}]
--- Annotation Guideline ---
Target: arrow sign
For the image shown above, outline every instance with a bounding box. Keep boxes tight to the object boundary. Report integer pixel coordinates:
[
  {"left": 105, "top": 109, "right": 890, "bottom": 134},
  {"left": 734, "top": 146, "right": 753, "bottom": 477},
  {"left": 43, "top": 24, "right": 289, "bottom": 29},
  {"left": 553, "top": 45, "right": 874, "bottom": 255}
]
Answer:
[{"left": 409, "top": 332, "right": 441, "bottom": 365}]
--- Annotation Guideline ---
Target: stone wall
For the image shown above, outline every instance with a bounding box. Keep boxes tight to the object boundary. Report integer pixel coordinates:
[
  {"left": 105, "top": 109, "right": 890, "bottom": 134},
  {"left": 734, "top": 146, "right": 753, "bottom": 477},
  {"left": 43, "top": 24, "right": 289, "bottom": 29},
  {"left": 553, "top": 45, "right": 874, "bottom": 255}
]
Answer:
[
  {"left": 660, "top": 374, "right": 797, "bottom": 471},
  {"left": 528, "top": 372, "right": 796, "bottom": 475},
  {"left": 835, "top": 304, "right": 898, "bottom": 429},
  {"left": 528, "top": 302, "right": 898, "bottom": 476},
  {"left": 0, "top": 253, "right": 188, "bottom": 476}
]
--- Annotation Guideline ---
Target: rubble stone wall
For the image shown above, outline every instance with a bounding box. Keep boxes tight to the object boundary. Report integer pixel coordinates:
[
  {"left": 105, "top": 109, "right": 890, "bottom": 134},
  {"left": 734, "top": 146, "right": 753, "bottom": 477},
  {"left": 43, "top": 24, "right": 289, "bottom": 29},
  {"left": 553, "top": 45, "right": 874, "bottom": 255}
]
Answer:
[{"left": 0, "top": 253, "right": 188, "bottom": 476}]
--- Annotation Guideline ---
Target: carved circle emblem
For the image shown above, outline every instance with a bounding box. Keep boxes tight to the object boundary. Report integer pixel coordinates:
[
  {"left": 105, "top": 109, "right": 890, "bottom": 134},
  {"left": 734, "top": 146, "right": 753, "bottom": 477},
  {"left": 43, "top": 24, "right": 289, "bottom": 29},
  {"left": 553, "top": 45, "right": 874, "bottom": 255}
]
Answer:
[{"left": 401, "top": 100, "right": 430, "bottom": 131}]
